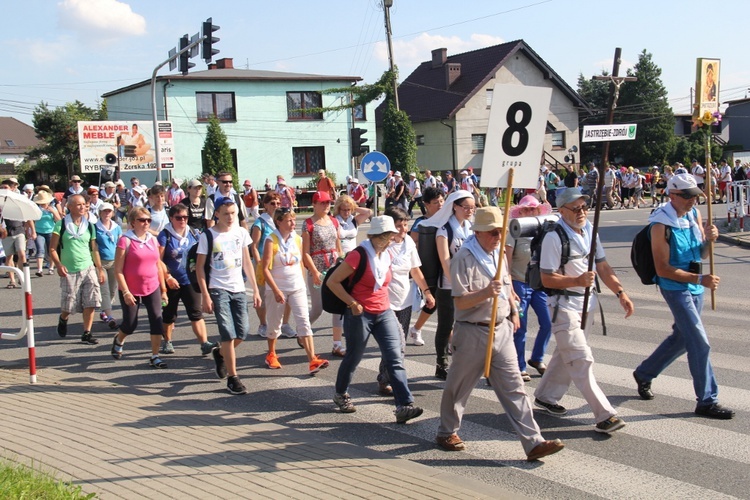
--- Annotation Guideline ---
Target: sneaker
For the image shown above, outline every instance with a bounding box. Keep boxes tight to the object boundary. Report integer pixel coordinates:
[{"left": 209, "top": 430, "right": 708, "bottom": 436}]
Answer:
[
  {"left": 106, "top": 316, "right": 118, "bottom": 330},
  {"left": 435, "top": 364, "right": 448, "bottom": 380},
  {"left": 521, "top": 371, "right": 531, "bottom": 382},
  {"left": 526, "top": 439, "right": 565, "bottom": 461},
  {"left": 595, "top": 416, "right": 626, "bottom": 434},
  {"left": 694, "top": 403, "right": 735, "bottom": 420},
  {"left": 48, "top": 268, "right": 55, "bottom": 275},
  {"left": 212, "top": 346, "right": 227, "bottom": 379},
  {"left": 200, "top": 341, "right": 217, "bottom": 356},
  {"left": 111, "top": 336, "right": 124, "bottom": 359},
  {"left": 534, "top": 398, "right": 568, "bottom": 416},
  {"left": 256, "top": 324, "right": 268, "bottom": 338},
  {"left": 309, "top": 356, "right": 329, "bottom": 375},
  {"left": 149, "top": 355, "right": 167, "bottom": 369},
  {"left": 265, "top": 352, "right": 282, "bottom": 369},
  {"left": 99, "top": 311, "right": 108, "bottom": 324},
  {"left": 395, "top": 404, "right": 424, "bottom": 424},
  {"left": 81, "top": 332, "right": 98, "bottom": 345},
  {"left": 408, "top": 327, "right": 425, "bottom": 346},
  {"left": 57, "top": 315, "right": 68, "bottom": 338},
  {"left": 436, "top": 433, "right": 466, "bottom": 451},
  {"left": 159, "top": 340, "right": 175, "bottom": 354},
  {"left": 227, "top": 376, "right": 248, "bottom": 395},
  {"left": 331, "top": 344, "right": 346, "bottom": 357},
  {"left": 280, "top": 323, "right": 297, "bottom": 338},
  {"left": 35, "top": 271, "right": 43, "bottom": 278},
  {"left": 333, "top": 393, "right": 356, "bottom": 413},
  {"left": 633, "top": 371, "right": 654, "bottom": 400}
]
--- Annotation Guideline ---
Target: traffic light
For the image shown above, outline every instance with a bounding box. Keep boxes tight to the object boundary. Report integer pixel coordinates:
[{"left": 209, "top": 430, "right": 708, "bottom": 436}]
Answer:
[
  {"left": 350, "top": 128, "right": 368, "bottom": 157},
  {"left": 179, "top": 35, "right": 195, "bottom": 75},
  {"left": 202, "top": 18, "right": 220, "bottom": 63}
]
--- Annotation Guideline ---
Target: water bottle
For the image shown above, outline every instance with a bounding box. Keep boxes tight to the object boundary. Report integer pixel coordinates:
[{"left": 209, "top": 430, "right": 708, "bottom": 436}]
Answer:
[
  {"left": 162, "top": 300, "right": 168, "bottom": 308},
  {"left": 313, "top": 271, "right": 326, "bottom": 289},
  {"left": 514, "top": 300, "right": 524, "bottom": 319}
]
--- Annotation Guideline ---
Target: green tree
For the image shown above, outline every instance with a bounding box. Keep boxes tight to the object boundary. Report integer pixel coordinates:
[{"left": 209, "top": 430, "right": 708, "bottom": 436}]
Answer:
[
  {"left": 671, "top": 129, "right": 723, "bottom": 166},
  {"left": 31, "top": 100, "right": 106, "bottom": 182},
  {"left": 202, "top": 115, "right": 237, "bottom": 191}
]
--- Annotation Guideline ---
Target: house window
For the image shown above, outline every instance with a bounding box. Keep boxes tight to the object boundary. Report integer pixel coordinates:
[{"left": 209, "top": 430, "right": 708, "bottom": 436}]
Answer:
[
  {"left": 354, "top": 104, "right": 366, "bottom": 121},
  {"left": 5, "top": 140, "right": 16, "bottom": 147},
  {"left": 416, "top": 135, "right": 425, "bottom": 146},
  {"left": 550, "top": 131, "right": 565, "bottom": 149},
  {"left": 471, "top": 134, "right": 486, "bottom": 154},
  {"left": 293, "top": 146, "right": 325, "bottom": 175},
  {"left": 486, "top": 89, "right": 493, "bottom": 109},
  {"left": 196, "top": 92, "right": 236, "bottom": 122},
  {"left": 201, "top": 148, "right": 238, "bottom": 171},
  {"left": 287, "top": 92, "right": 323, "bottom": 120}
]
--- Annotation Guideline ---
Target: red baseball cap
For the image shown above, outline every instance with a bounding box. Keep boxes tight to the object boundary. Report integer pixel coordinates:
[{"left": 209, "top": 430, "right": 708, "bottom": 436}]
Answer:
[{"left": 312, "top": 191, "right": 332, "bottom": 203}]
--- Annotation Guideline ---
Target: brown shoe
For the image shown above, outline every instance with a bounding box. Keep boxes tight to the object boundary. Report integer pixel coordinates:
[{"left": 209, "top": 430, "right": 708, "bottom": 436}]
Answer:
[
  {"left": 527, "top": 439, "right": 564, "bottom": 461},
  {"left": 436, "top": 434, "right": 466, "bottom": 451},
  {"left": 377, "top": 383, "right": 393, "bottom": 396},
  {"left": 528, "top": 360, "right": 547, "bottom": 376}
]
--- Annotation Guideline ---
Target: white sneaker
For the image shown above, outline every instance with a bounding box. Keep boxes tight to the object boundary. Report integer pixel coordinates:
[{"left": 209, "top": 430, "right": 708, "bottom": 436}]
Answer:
[
  {"left": 408, "top": 327, "right": 425, "bottom": 346},
  {"left": 281, "top": 323, "right": 297, "bottom": 338},
  {"left": 257, "top": 324, "right": 268, "bottom": 338}
]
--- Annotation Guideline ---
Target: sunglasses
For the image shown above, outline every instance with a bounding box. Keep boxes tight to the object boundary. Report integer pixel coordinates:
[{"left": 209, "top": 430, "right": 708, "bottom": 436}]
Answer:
[
  {"left": 563, "top": 205, "right": 589, "bottom": 214},
  {"left": 136, "top": 218, "right": 152, "bottom": 223},
  {"left": 172, "top": 215, "right": 188, "bottom": 221},
  {"left": 219, "top": 179, "right": 233, "bottom": 184},
  {"left": 672, "top": 191, "right": 699, "bottom": 200},
  {"left": 72, "top": 180, "right": 81, "bottom": 183}
]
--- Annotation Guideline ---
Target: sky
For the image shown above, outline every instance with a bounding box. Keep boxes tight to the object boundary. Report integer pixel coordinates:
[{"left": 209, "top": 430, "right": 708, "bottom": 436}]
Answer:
[{"left": 2, "top": 0, "right": 749, "bottom": 127}]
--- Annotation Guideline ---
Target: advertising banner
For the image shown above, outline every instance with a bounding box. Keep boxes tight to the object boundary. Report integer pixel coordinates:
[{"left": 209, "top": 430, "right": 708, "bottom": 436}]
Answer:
[
  {"left": 694, "top": 58, "right": 720, "bottom": 119},
  {"left": 77, "top": 121, "right": 175, "bottom": 173}
]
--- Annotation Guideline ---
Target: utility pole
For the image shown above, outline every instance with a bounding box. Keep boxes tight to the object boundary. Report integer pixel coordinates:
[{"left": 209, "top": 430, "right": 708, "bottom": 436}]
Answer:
[
  {"left": 581, "top": 47, "right": 637, "bottom": 326},
  {"left": 383, "top": 0, "right": 399, "bottom": 110}
]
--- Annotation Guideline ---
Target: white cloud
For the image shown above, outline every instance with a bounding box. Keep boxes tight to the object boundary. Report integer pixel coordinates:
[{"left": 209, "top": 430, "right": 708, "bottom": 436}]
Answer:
[
  {"left": 375, "top": 33, "right": 505, "bottom": 74},
  {"left": 58, "top": 0, "right": 146, "bottom": 39}
]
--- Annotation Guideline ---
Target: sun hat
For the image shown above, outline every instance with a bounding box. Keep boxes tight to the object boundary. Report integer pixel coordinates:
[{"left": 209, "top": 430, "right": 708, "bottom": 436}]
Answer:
[
  {"left": 32, "top": 191, "right": 53, "bottom": 205},
  {"left": 351, "top": 178, "right": 359, "bottom": 184},
  {"left": 667, "top": 173, "right": 703, "bottom": 196},
  {"left": 70, "top": 175, "right": 82, "bottom": 182},
  {"left": 104, "top": 181, "right": 116, "bottom": 188},
  {"left": 367, "top": 215, "right": 397, "bottom": 236},
  {"left": 38, "top": 185, "right": 53, "bottom": 194},
  {"left": 471, "top": 206, "right": 504, "bottom": 232},
  {"left": 394, "top": 171, "right": 402, "bottom": 177},
  {"left": 188, "top": 179, "right": 202, "bottom": 188},
  {"left": 509, "top": 195, "right": 553, "bottom": 219},
  {"left": 409, "top": 172, "right": 416, "bottom": 177},
  {"left": 312, "top": 191, "right": 332, "bottom": 203},
  {"left": 99, "top": 202, "right": 114, "bottom": 212},
  {"left": 556, "top": 187, "right": 590, "bottom": 209}
]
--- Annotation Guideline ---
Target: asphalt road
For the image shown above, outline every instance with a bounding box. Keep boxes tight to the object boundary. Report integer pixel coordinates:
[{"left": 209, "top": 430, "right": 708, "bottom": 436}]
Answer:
[{"left": 1, "top": 205, "right": 748, "bottom": 499}]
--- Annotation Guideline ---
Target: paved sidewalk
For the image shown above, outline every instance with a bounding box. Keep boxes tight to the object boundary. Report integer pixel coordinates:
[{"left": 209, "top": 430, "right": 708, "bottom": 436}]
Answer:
[{"left": 0, "top": 367, "right": 510, "bottom": 500}]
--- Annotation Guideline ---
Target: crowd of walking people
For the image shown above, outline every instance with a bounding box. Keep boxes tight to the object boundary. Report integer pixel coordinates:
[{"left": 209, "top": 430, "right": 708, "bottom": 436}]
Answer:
[{"left": 0, "top": 160, "right": 737, "bottom": 461}]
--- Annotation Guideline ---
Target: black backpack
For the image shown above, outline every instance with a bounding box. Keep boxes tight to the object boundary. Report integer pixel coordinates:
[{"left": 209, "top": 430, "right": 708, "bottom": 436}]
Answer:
[
  {"left": 321, "top": 247, "right": 367, "bottom": 315},
  {"left": 57, "top": 221, "right": 96, "bottom": 253},
  {"left": 416, "top": 222, "right": 453, "bottom": 289},
  {"left": 525, "top": 221, "right": 571, "bottom": 295},
  {"left": 631, "top": 223, "right": 672, "bottom": 285},
  {"left": 187, "top": 229, "right": 214, "bottom": 293}
]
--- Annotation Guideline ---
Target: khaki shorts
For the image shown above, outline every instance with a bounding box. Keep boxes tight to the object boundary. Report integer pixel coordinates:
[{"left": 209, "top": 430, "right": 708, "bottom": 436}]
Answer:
[
  {"left": 2, "top": 233, "right": 26, "bottom": 257},
  {"left": 60, "top": 266, "right": 101, "bottom": 313}
]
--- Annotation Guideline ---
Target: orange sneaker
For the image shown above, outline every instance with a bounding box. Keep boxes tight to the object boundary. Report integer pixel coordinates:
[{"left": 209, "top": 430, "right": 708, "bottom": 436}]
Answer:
[
  {"left": 265, "top": 352, "right": 281, "bottom": 369},
  {"left": 309, "top": 357, "right": 329, "bottom": 375}
]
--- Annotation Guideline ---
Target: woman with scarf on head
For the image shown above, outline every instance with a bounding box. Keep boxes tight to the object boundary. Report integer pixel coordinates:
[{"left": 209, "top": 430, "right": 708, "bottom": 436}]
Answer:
[
  {"left": 157, "top": 203, "right": 216, "bottom": 357},
  {"left": 327, "top": 215, "right": 424, "bottom": 424},
  {"left": 94, "top": 202, "right": 122, "bottom": 330},
  {"left": 111, "top": 206, "right": 169, "bottom": 368},
  {"left": 419, "top": 190, "right": 475, "bottom": 380},
  {"left": 505, "top": 195, "right": 554, "bottom": 381}
]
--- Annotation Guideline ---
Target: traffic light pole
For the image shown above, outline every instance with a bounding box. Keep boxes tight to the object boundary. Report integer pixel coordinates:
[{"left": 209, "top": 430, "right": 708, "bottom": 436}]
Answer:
[{"left": 150, "top": 36, "right": 205, "bottom": 183}]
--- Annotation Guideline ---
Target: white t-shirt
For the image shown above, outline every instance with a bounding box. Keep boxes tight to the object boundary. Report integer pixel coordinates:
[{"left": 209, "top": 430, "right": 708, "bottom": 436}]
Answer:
[
  {"left": 336, "top": 215, "right": 359, "bottom": 254},
  {"left": 692, "top": 164, "right": 705, "bottom": 184},
  {"left": 149, "top": 206, "right": 168, "bottom": 233},
  {"left": 198, "top": 226, "right": 252, "bottom": 293},
  {"left": 539, "top": 221, "right": 605, "bottom": 312},
  {"left": 435, "top": 217, "right": 472, "bottom": 289},
  {"left": 720, "top": 165, "right": 731, "bottom": 183},
  {"left": 387, "top": 237, "right": 421, "bottom": 310},
  {"left": 268, "top": 233, "right": 305, "bottom": 292}
]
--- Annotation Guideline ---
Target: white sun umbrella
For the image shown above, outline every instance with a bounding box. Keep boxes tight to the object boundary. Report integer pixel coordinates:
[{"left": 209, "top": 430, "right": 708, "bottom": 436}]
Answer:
[{"left": 0, "top": 189, "right": 43, "bottom": 221}]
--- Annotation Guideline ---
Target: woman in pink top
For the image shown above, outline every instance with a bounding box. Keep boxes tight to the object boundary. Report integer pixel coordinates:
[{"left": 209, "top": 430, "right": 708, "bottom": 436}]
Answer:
[{"left": 112, "top": 206, "right": 169, "bottom": 368}]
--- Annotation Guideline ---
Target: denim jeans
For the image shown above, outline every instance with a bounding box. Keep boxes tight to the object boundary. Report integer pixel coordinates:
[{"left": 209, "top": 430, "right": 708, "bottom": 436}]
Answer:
[
  {"left": 210, "top": 288, "right": 249, "bottom": 342},
  {"left": 512, "top": 280, "right": 552, "bottom": 372},
  {"left": 635, "top": 289, "right": 718, "bottom": 407},
  {"left": 335, "top": 309, "right": 414, "bottom": 408}
]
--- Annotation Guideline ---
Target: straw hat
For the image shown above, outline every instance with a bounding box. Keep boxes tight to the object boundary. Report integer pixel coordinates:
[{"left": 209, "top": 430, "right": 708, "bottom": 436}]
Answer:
[{"left": 32, "top": 190, "right": 53, "bottom": 205}]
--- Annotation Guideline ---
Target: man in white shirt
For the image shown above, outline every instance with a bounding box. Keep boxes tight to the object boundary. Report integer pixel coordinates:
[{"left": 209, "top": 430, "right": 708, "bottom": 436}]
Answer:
[
  {"left": 423, "top": 170, "right": 437, "bottom": 190},
  {"left": 407, "top": 172, "right": 424, "bottom": 217}
]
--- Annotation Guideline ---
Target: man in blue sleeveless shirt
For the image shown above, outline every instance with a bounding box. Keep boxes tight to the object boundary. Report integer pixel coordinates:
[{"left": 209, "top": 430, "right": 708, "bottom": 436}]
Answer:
[{"left": 634, "top": 173, "right": 733, "bottom": 419}]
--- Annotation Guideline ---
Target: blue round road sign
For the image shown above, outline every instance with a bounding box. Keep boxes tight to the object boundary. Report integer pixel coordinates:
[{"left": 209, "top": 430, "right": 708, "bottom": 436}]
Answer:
[{"left": 361, "top": 151, "right": 390, "bottom": 182}]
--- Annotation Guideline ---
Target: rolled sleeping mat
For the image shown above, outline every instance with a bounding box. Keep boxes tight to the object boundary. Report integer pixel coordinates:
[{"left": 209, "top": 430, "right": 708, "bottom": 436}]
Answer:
[{"left": 509, "top": 214, "right": 561, "bottom": 239}]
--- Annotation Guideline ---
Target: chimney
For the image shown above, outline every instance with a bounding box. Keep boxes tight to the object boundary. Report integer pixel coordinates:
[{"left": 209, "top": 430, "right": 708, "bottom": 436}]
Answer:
[
  {"left": 216, "top": 57, "right": 234, "bottom": 69},
  {"left": 445, "top": 63, "right": 461, "bottom": 89},
  {"left": 431, "top": 48, "right": 447, "bottom": 68},
  {"left": 208, "top": 63, "right": 217, "bottom": 70}
]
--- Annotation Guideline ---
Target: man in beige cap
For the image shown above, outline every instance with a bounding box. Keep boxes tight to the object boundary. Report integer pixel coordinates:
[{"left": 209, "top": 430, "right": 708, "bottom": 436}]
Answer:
[{"left": 436, "top": 206, "right": 564, "bottom": 461}]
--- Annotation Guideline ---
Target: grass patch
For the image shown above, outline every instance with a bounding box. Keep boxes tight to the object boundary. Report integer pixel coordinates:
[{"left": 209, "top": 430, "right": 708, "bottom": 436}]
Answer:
[{"left": 0, "top": 459, "right": 96, "bottom": 499}]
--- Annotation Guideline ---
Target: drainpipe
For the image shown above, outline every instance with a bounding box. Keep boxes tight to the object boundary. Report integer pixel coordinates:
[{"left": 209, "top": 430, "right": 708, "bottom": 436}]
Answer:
[
  {"left": 440, "top": 120, "right": 456, "bottom": 171},
  {"left": 163, "top": 79, "right": 171, "bottom": 119}
]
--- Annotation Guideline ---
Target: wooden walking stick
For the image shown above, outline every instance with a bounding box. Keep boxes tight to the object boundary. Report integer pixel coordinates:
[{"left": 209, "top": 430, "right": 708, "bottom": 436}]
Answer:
[
  {"left": 704, "top": 132, "right": 716, "bottom": 310},
  {"left": 484, "top": 168, "right": 514, "bottom": 379}
]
